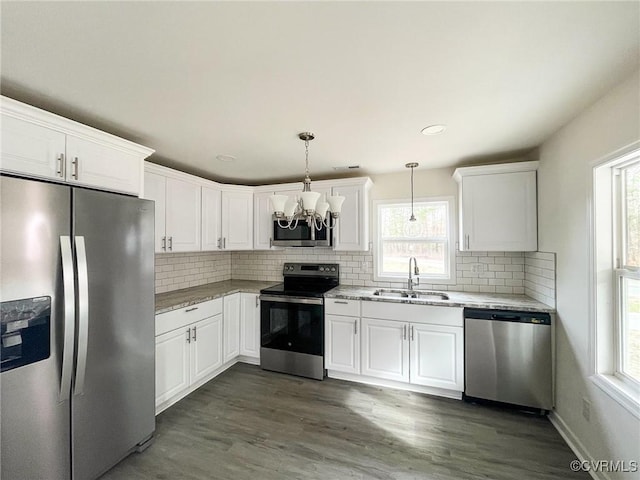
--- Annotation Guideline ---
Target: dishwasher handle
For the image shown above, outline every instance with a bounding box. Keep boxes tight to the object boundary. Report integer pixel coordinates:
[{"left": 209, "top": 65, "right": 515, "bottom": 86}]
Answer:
[{"left": 464, "top": 308, "right": 551, "bottom": 325}]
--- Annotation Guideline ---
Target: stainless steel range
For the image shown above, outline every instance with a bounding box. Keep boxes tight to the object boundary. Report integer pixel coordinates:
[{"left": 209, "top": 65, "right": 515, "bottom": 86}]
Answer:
[{"left": 259, "top": 263, "right": 339, "bottom": 380}]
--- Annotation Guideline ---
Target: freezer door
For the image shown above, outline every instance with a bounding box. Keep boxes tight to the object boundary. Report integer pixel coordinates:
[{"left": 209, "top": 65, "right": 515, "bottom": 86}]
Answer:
[
  {"left": 0, "top": 175, "right": 72, "bottom": 480},
  {"left": 71, "top": 188, "right": 155, "bottom": 480}
]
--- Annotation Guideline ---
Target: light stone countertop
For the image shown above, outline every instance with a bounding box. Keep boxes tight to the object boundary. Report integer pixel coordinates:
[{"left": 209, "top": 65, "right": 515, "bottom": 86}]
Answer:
[
  {"left": 155, "top": 280, "right": 278, "bottom": 314},
  {"left": 324, "top": 285, "right": 555, "bottom": 313}
]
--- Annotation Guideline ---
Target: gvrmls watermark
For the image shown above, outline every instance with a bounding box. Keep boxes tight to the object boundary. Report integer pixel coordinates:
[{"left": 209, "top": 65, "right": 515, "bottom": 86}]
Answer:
[{"left": 570, "top": 460, "right": 638, "bottom": 473}]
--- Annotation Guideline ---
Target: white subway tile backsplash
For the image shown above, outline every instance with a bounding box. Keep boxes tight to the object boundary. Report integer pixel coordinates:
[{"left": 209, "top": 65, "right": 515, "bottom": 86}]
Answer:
[{"left": 154, "top": 247, "right": 556, "bottom": 308}]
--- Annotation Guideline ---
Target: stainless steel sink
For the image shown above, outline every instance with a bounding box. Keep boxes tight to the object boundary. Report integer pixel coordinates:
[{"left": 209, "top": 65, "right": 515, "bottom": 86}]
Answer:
[{"left": 372, "top": 288, "right": 449, "bottom": 301}]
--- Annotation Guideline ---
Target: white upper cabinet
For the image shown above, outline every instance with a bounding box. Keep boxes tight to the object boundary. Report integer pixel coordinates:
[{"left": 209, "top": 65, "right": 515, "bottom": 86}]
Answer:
[
  {"left": 144, "top": 163, "right": 201, "bottom": 253},
  {"left": 221, "top": 189, "right": 253, "bottom": 250},
  {"left": 1, "top": 114, "right": 66, "bottom": 180},
  {"left": 1, "top": 96, "right": 153, "bottom": 195},
  {"left": 454, "top": 161, "right": 538, "bottom": 252},
  {"left": 330, "top": 178, "right": 373, "bottom": 251},
  {"left": 202, "top": 185, "right": 222, "bottom": 251},
  {"left": 253, "top": 190, "right": 276, "bottom": 250}
]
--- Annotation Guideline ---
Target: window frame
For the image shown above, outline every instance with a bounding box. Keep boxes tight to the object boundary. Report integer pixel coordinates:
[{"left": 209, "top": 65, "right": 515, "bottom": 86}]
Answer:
[
  {"left": 373, "top": 196, "right": 456, "bottom": 285},
  {"left": 590, "top": 143, "right": 640, "bottom": 419}
]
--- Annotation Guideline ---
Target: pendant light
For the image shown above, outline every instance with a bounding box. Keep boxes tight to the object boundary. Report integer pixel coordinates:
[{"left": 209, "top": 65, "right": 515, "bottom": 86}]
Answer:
[{"left": 405, "top": 162, "right": 418, "bottom": 221}]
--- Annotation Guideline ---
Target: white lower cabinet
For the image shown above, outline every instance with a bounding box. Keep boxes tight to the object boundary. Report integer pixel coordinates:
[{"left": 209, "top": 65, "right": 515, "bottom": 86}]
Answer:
[
  {"left": 326, "top": 300, "right": 464, "bottom": 396},
  {"left": 325, "top": 314, "right": 360, "bottom": 374},
  {"left": 361, "top": 318, "right": 409, "bottom": 382},
  {"left": 223, "top": 293, "right": 241, "bottom": 363},
  {"left": 155, "top": 327, "right": 191, "bottom": 406},
  {"left": 155, "top": 313, "right": 223, "bottom": 409},
  {"left": 191, "top": 315, "right": 224, "bottom": 383},
  {"left": 409, "top": 323, "right": 463, "bottom": 391},
  {"left": 240, "top": 293, "right": 260, "bottom": 359}
]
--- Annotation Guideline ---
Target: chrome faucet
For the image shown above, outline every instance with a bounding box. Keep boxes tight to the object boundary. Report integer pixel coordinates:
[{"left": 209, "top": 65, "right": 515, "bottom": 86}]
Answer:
[{"left": 408, "top": 257, "right": 420, "bottom": 290}]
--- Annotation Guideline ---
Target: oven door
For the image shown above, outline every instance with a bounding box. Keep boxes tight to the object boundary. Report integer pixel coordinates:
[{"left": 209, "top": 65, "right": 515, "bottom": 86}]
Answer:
[
  {"left": 271, "top": 218, "right": 332, "bottom": 247},
  {"left": 260, "top": 295, "right": 324, "bottom": 356}
]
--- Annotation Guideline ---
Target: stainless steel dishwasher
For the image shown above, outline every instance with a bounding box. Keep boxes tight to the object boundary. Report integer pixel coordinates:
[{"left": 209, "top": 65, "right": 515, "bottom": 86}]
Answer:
[{"left": 464, "top": 308, "right": 552, "bottom": 412}]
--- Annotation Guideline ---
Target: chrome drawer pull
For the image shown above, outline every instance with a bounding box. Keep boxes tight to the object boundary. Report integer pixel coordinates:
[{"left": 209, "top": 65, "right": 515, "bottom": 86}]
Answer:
[{"left": 185, "top": 307, "right": 198, "bottom": 312}]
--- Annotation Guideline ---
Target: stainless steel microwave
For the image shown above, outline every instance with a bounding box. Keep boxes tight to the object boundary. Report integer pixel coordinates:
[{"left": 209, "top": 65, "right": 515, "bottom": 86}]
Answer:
[{"left": 271, "top": 217, "right": 333, "bottom": 247}]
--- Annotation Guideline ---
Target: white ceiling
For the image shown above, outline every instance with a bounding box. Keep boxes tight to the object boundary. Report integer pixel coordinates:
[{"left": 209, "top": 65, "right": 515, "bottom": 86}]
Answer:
[{"left": 1, "top": 2, "right": 638, "bottom": 184}]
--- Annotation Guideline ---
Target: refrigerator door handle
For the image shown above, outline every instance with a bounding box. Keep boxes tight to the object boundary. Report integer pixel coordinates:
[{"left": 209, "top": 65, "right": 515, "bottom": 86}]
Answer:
[
  {"left": 60, "top": 236, "right": 76, "bottom": 402},
  {"left": 74, "top": 236, "right": 90, "bottom": 396}
]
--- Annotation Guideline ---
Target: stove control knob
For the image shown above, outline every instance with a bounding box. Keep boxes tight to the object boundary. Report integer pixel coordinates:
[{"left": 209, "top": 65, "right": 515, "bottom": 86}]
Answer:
[
  {"left": 319, "top": 266, "right": 325, "bottom": 272},
  {"left": 330, "top": 267, "right": 336, "bottom": 272}
]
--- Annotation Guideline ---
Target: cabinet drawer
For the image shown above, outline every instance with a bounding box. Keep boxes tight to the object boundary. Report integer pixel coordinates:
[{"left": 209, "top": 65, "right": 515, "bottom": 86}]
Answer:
[
  {"left": 156, "top": 298, "right": 223, "bottom": 336},
  {"left": 325, "top": 298, "right": 361, "bottom": 317},
  {"left": 361, "top": 301, "right": 462, "bottom": 327}
]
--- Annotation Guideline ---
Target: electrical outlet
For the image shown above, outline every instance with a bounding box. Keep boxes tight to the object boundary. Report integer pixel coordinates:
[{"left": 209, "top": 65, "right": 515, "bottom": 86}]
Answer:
[
  {"left": 361, "top": 260, "right": 368, "bottom": 272},
  {"left": 471, "top": 263, "right": 485, "bottom": 273},
  {"left": 582, "top": 398, "right": 591, "bottom": 422}
]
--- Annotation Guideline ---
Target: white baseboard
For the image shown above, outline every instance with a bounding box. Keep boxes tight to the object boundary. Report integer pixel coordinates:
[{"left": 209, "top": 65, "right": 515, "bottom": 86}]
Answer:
[
  {"left": 327, "top": 370, "right": 462, "bottom": 400},
  {"left": 548, "top": 412, "right": 610, "bottom": 480}
]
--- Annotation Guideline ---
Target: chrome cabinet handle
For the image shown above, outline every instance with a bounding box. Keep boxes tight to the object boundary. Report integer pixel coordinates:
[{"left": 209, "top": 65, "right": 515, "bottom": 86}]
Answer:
[
  {"left": 168, "top": 236, "right": 173, "bottom": 251},
  {"left": 57, "top": 153, "right": 65, "bottom": 178},
  {"left": 465, "top": 234, "right": 470, "bottom": 250},
  {"left": 59, "top": 236, "right": 75, "bottom": 402},
  {"left": 354, "top": 320, "right": 357, "bottom": 335},
  {"left": 71, "top": 157, "right": 79, "bottom": 179},
  {"left": 161, "top": 236, "right": 166, "bottom": 251},
  {"left": 269, "top": 237, "right": 273, "bottom": 248},
  {"left": 256, "top": 295, "right": 259, "bottom": 307},
  {"left": 403, "top": 325, "right": 407, "bottom": 340},
  {"left": 74, "top": 236, "right": 89, "bottom": 396},
  {"left": 223, "top": 237, "right": 226, "bottom": 249},
  {"left": 334, "top": 301, "right": 348, "bottom": 304},
  {"left": 186, "top": 327, "right": 191, "bottom": 343},
  {"left": 192, "top": 326, "right": 197, "bottom": 342},
  {"left": 185, "top": 307, "right": 198, "bottom": 312},
  {"left": 410, "top": 325, "right": 414, "bottom": 341},
  {"left": 217, "top": 237, "right": 222, "bottom": 249}
]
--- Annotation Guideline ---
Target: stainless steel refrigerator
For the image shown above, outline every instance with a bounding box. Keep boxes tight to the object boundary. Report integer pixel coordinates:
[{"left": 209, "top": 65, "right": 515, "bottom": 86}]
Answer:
[{"left": 0, "top": 175, "right": 155, "bottom": 480}]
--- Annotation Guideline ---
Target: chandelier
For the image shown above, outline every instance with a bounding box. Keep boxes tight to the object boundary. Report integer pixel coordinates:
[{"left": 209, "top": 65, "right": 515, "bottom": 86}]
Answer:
[{"left": 270, "top": 132, "right": 345, "bottom": 231}]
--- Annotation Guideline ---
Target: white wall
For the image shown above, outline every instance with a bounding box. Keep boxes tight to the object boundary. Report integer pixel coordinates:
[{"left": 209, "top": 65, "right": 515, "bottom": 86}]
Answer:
[{"left": 538, "top": 69, "right": 640, "bottom": 476}]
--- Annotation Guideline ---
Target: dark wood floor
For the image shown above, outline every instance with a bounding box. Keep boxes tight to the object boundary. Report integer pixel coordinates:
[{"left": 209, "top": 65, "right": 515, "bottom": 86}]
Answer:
[{"left": 101, "top": 363, "right": 587, "bottom": 480}]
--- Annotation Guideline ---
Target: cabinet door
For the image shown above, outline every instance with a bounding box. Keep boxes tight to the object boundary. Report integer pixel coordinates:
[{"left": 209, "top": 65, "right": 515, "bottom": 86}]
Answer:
[
  {"left": 165, "top": 176, "right": 201, "bottom": 252},
  {"left": 332, "top": 184, "right": 367, "bottom": 251},
  {"left": 239, "top": 293, "right": 260, "bottom": 358},
  {"left": 143, "top": 171, "right": 167, "bottom": 252},
  {"left": 155, "top": 327, "right": 190, "bottom": 407},
  {"left": 361, "top": 318, "right": 409, "bottom": 382},
  {"left": 191, "top": 315, "right": 223, "bottom": 384},
  {"left": 66, "top": 135, "right": 142, "bottom": 195},
  {"left": 325, "top": 314, "right": 360, "bottom": 374},
  {"left": 221, "top": 190, "right": 253, "bottom": 250},
  {"left": 254, "top": 191, "right": 275, "bottom": 250},
  {"left": 202, "top": 186, "right": 222, "bottom": 251},
  {"left": 410, "top": 324, "right": 463, "bottom": 391},
  {"left": 461, "top": 171, "right": 537, "bottom": 251},
  {"left": 223, "top": 293, "right": 241, "bottom": 362},
  {"left": 1, "top": 114, "right": 66, "bottom": 181}
]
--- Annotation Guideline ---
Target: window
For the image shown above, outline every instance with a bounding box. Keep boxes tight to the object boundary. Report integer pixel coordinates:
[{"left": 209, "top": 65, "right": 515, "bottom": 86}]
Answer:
[
  {"left": 615, "top": 160, "right": 640, "bottom": 384},
  {"left": 592, "top": 146, "right": 640, "bottom": 416},
  {"left": 375, "top": 197, "right": 455, "bottom": 284}
]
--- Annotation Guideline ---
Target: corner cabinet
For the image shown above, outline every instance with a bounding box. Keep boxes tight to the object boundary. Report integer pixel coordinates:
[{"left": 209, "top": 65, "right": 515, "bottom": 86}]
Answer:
[
  {"left": 221, "top": 189, "right": 254, "bottom": 250},
  {"left": 1, "top": 96, "right": 153, "bottom": 196},
  {"left": 453, "top": 161, "right": 538, "bottom": 252}
]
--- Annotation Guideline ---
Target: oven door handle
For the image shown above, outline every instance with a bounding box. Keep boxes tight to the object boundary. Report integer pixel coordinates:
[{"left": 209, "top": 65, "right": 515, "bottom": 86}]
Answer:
[{"left": 259, "top": 295, "right": 324, "bottom": 306}]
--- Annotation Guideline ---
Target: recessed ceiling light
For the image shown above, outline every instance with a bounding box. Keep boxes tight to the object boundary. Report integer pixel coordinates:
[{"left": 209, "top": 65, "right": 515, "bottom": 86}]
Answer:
[
  {"left": 421, "top": 124, "right": 447, "bottom": 135},
  {"left": 216, "top": 154, "right": 236, "bottom": 162}
]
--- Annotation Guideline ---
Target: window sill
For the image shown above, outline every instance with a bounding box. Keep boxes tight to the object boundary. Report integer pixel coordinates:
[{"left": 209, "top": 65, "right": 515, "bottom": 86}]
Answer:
[{"left": 590, "top": 373, "right": 640, "bottom": 420}]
